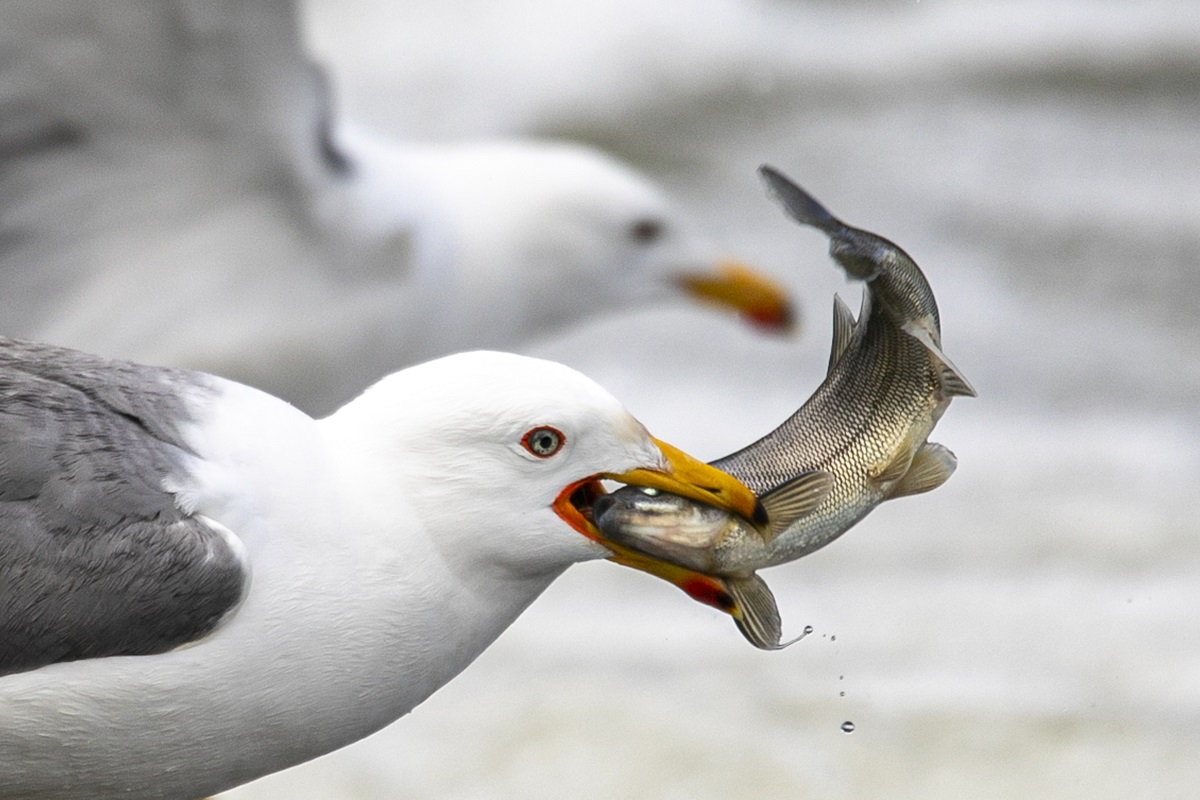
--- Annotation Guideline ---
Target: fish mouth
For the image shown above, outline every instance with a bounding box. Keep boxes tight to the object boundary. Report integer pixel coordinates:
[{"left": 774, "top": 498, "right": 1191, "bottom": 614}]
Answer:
[
  {"left": 675, "top": 259, "right": 797, "bottom": 333},
  {"left": 553, "top": 436, "right": 764, "bottom": 613}
]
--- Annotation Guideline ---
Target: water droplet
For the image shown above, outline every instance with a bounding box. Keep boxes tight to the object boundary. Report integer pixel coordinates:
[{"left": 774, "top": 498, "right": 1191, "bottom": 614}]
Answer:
[
  {"left": 841, "top": 721, "right": 855, "bottom": 734},
  {"left": 803, "top": 625, "right": 814, "bottom": 635}
]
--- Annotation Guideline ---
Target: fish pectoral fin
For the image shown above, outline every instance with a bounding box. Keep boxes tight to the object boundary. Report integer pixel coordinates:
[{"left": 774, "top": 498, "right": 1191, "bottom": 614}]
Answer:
[
  {"left": 901, "top": 320, "right": 978, "bottom": 398},
  {"left": 728, "top": 573, "right": 786, "bottom": 650},
  {"left": 828, "top": 295, "right": 857, "bottom": 374},
  {"left": 886, "top": 442, "right": 958, "bottom": 500},
  {"left": 760, "top": 470, "right": 834, "bottom": 542}
]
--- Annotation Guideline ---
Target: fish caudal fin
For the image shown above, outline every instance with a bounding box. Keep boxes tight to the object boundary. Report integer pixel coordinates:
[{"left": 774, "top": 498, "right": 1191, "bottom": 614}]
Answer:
[
  {"left": 886, "top": 442, "right": 958, "bottom": 500},
  {"left": 728, "top": 573, "right": 785, "bottom": 650},
  {"left": 759, "top": 165, "right": 840, "bottom": 234},
  {"left": 760, "top": 469, "right": 834, "bottom": 543},
  {"left": 760, "top": 165, "right": 891, "bottom": 281}
]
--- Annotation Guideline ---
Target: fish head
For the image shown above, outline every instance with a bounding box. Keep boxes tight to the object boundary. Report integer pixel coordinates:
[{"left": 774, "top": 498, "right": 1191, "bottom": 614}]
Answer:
[{"left": 592, "top": 485, "right": 740, "bottom": 574}]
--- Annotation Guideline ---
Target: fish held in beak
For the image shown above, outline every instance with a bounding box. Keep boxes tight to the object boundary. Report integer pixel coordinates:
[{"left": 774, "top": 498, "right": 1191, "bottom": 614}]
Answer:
[
  {"left": 591, "top": 473, "right": 834, "bottom": 651},
  {"left": 675, "top": 260, "right": 797, "bottom": 333},
  {"left": 551, "top": 436, "right": 766, "bottom": 617},
  {"left": 588, "top": 166, "right": 976, "bottom": 651}
]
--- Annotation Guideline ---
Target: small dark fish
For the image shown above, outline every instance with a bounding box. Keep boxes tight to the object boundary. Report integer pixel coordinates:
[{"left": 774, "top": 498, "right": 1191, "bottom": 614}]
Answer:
[{"left": 595, "top": 166, "right": 976, "bottom": 649}]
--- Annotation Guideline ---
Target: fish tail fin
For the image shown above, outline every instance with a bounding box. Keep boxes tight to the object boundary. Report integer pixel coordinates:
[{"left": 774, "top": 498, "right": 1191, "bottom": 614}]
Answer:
[
  {"left": 759, "top": 166, "right": 889, "bottom": 282},
  {"left": 886, "top": 442, "right": 958, "bottom": 500},
  {"left": 759, "top": 470, "right": 834, "bottom": 543},
  {"left": 902, "top": 320, "right": 978, "bottom": 398},
  {"left": 759, "top": 165, "right": 841, "bottom": 234}
]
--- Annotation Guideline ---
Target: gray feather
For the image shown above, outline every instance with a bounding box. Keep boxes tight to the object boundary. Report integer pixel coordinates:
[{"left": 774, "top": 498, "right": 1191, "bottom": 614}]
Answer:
[{"left": 0, "top": 338, "right": 247, "bottom": 677}]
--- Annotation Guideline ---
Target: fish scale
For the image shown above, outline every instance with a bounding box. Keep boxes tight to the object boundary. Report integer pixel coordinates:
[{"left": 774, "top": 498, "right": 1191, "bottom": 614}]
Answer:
[
  {"left": 716, "top": 309, "right": 946, "bottom": 566},
  {"left": 594, "top": 166, "right": 975, "bottom": 648}
]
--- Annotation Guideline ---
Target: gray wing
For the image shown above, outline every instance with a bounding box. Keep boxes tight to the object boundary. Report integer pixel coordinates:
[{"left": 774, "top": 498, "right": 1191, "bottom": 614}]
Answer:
[
  {"left": 0, "top": 0, "right": 339, "bottom": 327},
  {"left": 0, "top": 339, "right": 247, "bottom": 678},
  {"left": 0, "top": 1, "right": 424, "bottom": 415}
]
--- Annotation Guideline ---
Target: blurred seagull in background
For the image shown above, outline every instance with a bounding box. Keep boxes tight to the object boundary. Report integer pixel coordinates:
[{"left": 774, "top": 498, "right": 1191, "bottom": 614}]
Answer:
[{"left": 0, "top": 0, "right": 792, "bottom": 416}]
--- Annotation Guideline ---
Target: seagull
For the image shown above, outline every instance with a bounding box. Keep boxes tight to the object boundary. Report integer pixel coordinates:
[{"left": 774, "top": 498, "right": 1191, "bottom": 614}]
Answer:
[
  {"left": 0, "top": 336, "right": 761, "bottom": 799},
  {"left": 0, "top": 0, "right": 793, "bottom": 417}
]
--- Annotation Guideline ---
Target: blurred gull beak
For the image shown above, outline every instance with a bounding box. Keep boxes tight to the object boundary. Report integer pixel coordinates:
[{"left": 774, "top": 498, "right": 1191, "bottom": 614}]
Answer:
[{"left": 676, "top": 259, "right": 797, "bottom": 333}]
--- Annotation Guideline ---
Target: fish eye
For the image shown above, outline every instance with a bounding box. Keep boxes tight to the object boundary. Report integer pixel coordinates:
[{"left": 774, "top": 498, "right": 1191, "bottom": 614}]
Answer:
[
  {"left": 522, "top": 426, "right": 565, "bottom": 458},
  {"left": 629, "top": 217, "right": 665, "bottom": 244}
]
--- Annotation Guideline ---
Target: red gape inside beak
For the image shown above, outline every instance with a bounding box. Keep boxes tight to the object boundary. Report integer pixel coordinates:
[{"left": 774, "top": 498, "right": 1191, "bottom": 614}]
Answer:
[
  {"left": 552, "top": 438, "right": 763, "bottom": 613},
  {"left": 553, "top": 478, "right": 737, "bottom": 612}
]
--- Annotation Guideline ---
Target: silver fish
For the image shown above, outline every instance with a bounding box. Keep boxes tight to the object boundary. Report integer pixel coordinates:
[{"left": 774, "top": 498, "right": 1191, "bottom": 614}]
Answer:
[{"left": 594, "top": 166, "right": 976, "bottom": 649}]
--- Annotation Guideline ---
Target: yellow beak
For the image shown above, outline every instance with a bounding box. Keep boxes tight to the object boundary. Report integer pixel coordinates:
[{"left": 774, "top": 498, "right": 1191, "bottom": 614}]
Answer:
[
  {"left": 553, "top": 436, "right": 764, "bottom": 613},
  {"left": 676, "top": 259, "right": 797, "bottom": 333}
]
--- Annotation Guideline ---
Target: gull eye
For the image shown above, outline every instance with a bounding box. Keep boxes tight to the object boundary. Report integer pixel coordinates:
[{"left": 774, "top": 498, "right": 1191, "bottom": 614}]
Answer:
[
  {"left": 522, "top": 426, "right": 565, "bottom": 458},
  {"left": 629, "top": 217, "right": 664, "bottom": 244}
]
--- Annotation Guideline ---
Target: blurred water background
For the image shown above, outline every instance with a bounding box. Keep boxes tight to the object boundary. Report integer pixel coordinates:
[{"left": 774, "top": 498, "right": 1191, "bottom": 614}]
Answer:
[{"left": 28, "top": 0, "right": 1200, "bottom": 797}]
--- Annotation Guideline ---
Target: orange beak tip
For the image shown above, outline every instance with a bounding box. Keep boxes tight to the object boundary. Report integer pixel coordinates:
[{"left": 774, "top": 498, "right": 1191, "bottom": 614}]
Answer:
[
  {"left": 746, "top": 303, "right": 800, "bottom": 335},
  {"left": 677, "top": 260, "right": 795, "bottom": 335}
]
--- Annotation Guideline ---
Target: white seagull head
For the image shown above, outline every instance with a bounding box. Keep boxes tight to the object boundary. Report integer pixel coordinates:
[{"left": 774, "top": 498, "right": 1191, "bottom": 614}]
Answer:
[
  {"left": 329, "top": 128, "right": 796, "bottom": 351},
  {"left": 321, "top": 350, "right": 762, "bottom": 583}
]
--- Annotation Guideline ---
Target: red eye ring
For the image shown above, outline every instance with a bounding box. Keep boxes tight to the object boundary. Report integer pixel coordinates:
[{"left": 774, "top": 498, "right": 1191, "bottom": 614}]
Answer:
[{"left": 522, "top": 426, "right": 566, "bottom": 458}]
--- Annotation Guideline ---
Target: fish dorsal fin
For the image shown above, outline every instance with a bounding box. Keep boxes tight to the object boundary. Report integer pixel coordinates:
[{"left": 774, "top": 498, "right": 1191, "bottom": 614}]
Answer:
[
  {"left": 728, "top": 573, "right": 785, "bottom": 650},
  {"left": 828, "top": 294, "right": 856, "bottom": 374},
  {"left": 901, "top": 320, "right": 978, "bottom": 398},
  {"left": 886, "top": 442, "right": 958, "bottom": 500},
  {"left": 760, "top": 470, "right": 834, "bottom": 542}
]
